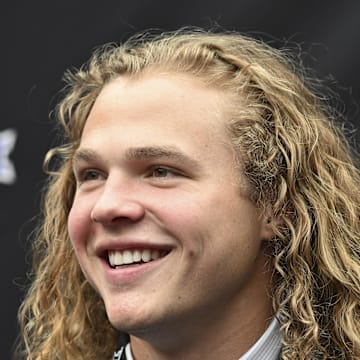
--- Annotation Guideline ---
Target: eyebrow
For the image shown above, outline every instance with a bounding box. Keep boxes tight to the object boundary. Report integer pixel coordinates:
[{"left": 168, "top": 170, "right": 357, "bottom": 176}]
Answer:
[
  {"left": 73, "top": 145, "right": 200, "bottom": 169},
  {"left": 125, "top": 146, "right": 200, "bottom": 166},
  {"left": 72, "top": 148, "right": 102, "bottom": 166}
]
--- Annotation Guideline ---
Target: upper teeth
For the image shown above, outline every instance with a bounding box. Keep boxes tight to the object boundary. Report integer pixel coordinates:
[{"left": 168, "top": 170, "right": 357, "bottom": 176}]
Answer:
[{"left": 108, "top": 249, "right": 164, "bottom": 267}]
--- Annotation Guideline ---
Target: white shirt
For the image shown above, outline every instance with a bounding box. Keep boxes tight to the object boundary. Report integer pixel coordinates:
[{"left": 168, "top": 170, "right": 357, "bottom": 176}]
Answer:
[
  {"left": 122, "top": 316, "right": 282, "bottom": 360},
  {"left": 240, "top": 315, "right": 281, "bottom": 359}
]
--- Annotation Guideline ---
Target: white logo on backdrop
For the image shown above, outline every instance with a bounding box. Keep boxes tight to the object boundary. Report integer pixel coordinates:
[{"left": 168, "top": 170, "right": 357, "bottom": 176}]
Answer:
[{"left": 0, "top": 128, "right": 17, "bottom": 185}]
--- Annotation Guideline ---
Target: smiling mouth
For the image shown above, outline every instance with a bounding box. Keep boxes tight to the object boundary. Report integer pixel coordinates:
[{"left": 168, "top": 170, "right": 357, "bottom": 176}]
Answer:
[{"left": 108, "top": 249, "right": 170, "bottom": 269}]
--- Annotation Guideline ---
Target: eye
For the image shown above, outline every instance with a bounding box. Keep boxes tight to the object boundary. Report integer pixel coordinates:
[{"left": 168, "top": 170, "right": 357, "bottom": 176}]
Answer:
[
  {"left": 76, "top": 169, "right": 105, "bottom": 183},
  {"left": 149, "top": 166, "right": 178, "bottom": 179}
]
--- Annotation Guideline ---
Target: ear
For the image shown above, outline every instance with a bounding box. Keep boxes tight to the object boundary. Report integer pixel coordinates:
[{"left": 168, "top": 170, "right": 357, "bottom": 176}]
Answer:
[{"left": 260, "top": 210, "right": 281, "bottom": 241}]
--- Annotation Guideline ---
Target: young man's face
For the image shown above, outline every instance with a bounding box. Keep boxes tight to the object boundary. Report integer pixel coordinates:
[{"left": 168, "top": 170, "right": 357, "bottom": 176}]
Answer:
[{"left": 68, "top": 73, "right": 274, "bottom": 342}]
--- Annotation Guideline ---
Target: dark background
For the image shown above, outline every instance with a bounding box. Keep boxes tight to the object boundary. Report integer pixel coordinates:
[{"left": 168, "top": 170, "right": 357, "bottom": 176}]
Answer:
[{"left": 3, "top": 1, "right": 360, "bottom": 357}]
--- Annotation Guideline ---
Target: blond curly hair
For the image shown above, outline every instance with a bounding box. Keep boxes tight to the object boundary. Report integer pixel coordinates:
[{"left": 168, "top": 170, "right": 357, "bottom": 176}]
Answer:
[{"left": 17, "top": 28, "right": 360, "bottom": 359}]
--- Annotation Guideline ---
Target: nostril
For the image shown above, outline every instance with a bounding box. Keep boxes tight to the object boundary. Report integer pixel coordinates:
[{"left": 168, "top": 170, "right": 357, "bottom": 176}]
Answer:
[
  {"left": 90, "top": 211, "right": 99, "bottom": 222},
  {"left": 91, "top": 199, "right": 146, "bottom": 225}
]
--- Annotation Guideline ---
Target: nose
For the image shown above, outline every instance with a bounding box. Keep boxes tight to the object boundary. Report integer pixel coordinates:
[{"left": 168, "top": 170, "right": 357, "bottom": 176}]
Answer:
[{"left": 90, "top": 176, "right": 145, "bottom": 225}]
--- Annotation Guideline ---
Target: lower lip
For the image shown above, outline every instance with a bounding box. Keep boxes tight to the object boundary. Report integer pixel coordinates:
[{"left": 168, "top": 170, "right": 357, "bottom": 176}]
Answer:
[{"left": 101, "top": 254, "right": 170, "bottom": 285}]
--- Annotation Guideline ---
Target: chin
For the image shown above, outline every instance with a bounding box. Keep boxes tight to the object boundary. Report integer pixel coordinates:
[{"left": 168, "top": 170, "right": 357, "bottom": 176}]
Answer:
[{"left": 105, "top": 302, "right": 157, "bottom": 333}]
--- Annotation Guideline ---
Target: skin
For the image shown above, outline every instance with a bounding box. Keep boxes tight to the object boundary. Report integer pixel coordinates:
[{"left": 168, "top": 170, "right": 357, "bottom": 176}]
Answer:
[{"left": 68, "top": 72, "right": 275, "bottom": 359}]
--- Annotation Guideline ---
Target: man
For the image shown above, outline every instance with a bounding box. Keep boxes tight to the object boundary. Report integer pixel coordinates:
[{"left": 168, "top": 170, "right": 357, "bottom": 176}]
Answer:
[{"left": 17, "top": 28, "right": 360, "bottom": 359}]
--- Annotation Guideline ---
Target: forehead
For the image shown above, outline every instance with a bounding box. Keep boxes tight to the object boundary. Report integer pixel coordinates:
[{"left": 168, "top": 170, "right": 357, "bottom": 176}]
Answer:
[
  {"left": 79, "top": 72, "right": 243, "bottom": 186},
  {"left": 87, "top": 72, "right": 230, "bottom": 127}
]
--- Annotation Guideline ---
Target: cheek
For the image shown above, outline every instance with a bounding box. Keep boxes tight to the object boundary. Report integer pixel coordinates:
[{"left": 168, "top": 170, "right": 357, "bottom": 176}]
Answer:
[
  {"left": 156, "top": 197, "right": 203, "bottom": 234},
  {"left": 67, "top": 198, "right": 92, "bottom": 249}
]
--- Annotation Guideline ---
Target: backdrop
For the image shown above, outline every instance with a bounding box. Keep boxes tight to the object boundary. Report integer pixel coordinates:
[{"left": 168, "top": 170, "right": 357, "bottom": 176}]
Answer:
[{"left": 3, "top": 1, "right": 360, "bottom": 357}]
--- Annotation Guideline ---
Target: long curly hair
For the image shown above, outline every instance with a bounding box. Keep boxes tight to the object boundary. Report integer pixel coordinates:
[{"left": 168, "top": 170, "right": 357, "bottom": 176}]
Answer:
[{"left": 17, "top": 28, "right": 360, "bottom": 359}]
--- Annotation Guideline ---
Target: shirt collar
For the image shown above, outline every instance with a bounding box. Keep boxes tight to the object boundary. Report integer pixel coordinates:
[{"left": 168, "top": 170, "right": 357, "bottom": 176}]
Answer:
[
  {"left": 114, "top": 315, "right": 282, "bottom": 360},
  {"left": 239, "top": 315, "right": 282, "bottom": 360}
]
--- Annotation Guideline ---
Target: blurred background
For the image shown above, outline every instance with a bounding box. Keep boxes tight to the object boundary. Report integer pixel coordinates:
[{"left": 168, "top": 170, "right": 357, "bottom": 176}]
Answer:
[{"left": 3, "top": 1, "right": 360, "bottom": 357}]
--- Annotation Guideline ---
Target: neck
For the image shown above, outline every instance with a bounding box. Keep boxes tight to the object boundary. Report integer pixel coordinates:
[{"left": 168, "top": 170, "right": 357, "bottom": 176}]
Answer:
[{"left": 131, "top": 304, "right": 274, "bottom": 360}]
